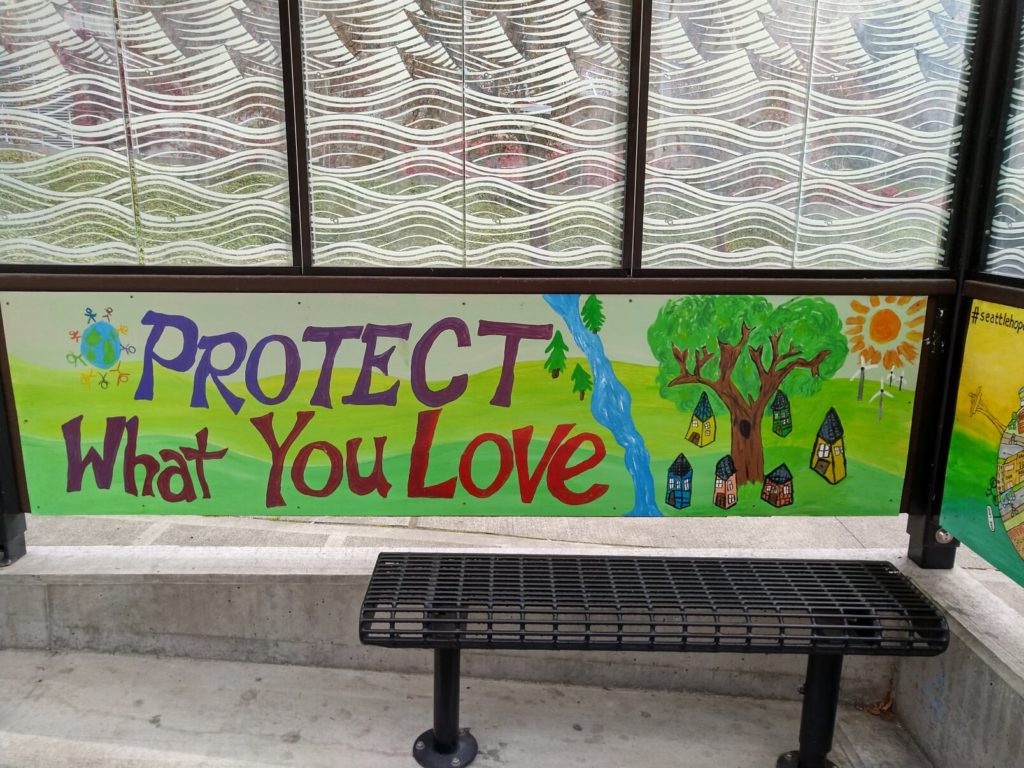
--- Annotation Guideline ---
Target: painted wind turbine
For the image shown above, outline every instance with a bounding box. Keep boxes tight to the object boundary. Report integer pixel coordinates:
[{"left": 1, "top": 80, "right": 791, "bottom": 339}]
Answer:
[
  {"left": 849, "top": 354, "right": 878, "bottom": 401},
  {"left": 870, "top": 372, "right": 895, "bottom": 421}
]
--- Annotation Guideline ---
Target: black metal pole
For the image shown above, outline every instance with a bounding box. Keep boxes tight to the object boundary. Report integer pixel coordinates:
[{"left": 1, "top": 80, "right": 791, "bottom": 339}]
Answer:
[
  {"left": 0, "top": 511, "right": 26, "bottom": 567},
  {"left": 433, "top": 649, "right": 461, "bottom": 752},
  {"left": 620, "top": 0, "right": 654, "bottom": 276},
  {"left": 278, "top": 0, "right": 314, "bottom": 273},
  {"left": 414, "top": 648, "right": 477, "bottom": 768},
  {"left": 0, "top": 338, "right": 26, "bottom": 567},
  {"left": 777, "top": 654, "right": 844, "bottom": 768}
]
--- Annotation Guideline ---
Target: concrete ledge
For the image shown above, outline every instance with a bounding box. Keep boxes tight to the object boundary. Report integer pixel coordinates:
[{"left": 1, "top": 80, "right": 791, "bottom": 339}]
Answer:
[
  {"left": 894, "top": 564, "right": 1024, "bottom": 768},
  {"left": 0, "top": 545, "right": 915, "bottom": 704}
]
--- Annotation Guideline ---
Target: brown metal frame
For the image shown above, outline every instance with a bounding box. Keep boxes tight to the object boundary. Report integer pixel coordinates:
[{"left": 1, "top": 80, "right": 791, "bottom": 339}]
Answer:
[{"left": 0, "top": 274, "right": 957, "bottom": 295}]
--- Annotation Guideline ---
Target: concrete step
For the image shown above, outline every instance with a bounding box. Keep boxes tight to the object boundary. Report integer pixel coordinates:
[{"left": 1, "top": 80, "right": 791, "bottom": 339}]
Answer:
[{"left": 0, "top": 649, "right": 931, "bottom": 768}]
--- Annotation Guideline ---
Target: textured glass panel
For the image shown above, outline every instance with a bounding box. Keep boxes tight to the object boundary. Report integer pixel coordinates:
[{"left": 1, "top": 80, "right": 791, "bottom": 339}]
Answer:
[
  {"left": 643, "top": 0, "right": 977, "bottom": 270},
  {"left": 301, "top": 0, "right": 465, "bottom": 267},
  {"left": 985, "top": 15, "right": 1024, "bottom": 277},
  {"left": 643, "top": 0, "right": 812, "bottom": 268},
  {"left": 116, "top": 0, "right": 291, "bottom": 266},
  {"left": 796, "top": 0, "right": 977, "bottom": 268},
  {"left": 463, "top": 0, "right": 629, "bottom": 268},
  {"left": 0, "top": 0, "right": 140, "bottom": 264},
  {"left": 303, "top": 0, "right": 630, "bottom": 268}
]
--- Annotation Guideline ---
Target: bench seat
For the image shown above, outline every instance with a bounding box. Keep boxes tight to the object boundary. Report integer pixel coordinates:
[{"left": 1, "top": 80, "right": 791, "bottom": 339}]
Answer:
[{"left": 360, "top": 553, "right": 948, "bottom": 768}]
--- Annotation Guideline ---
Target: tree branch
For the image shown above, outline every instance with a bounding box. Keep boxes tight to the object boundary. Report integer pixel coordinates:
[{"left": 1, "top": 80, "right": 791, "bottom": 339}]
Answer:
[
  {"left": 748, "top": 345, "right": 767, "bottom": 379},
  {"left": 694, "top": 345, "right": 713, "bottom": 378},
  {"left": 716, "top": 324, "right": 755, "bottom": 407},
  {"left": 667, "top": 344, "right": 716, "bottom": 389},
  {"left": 776, "top": 349, "right": 831, "bottom": 382}
]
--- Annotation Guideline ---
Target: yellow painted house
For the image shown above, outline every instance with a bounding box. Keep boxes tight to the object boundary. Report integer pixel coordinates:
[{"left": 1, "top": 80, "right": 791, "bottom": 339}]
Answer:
[
  {"left": 686, "top": 392, "right": 716, "bottom": 447},
  {"left": 811, "top": 408, "right": 847, "bottom": 485}
]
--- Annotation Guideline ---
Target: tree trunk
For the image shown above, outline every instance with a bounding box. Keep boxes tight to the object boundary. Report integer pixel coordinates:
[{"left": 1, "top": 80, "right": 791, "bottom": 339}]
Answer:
[{"left": 729, "top": 402, "right": 766, "bottom": 486}]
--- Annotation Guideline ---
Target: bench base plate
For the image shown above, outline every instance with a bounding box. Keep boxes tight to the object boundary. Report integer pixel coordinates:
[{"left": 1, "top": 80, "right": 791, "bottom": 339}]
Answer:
[
  {"left": 414, "top": 728, "right": 478, "bottom": 768},
  {"left": 776, "top": 751, "right": 837, "bottom": 768}
]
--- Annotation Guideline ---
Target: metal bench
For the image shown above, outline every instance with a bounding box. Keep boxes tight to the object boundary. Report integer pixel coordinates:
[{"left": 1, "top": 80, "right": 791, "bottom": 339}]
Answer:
[{"left": 359, "top": 553, "right": 949, "bottom": 768}]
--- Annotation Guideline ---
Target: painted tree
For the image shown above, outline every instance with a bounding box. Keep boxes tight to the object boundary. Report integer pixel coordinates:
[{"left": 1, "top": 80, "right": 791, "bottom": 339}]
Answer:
[
  {"left": 571, "top": 363, "right": 593, "bottom": 401},
  {"left": 544, "top": 331, "right": 570, "bottom": 378},
  {"left": 648, "top": 295, "right": 848, "bottom": 485},
  {"left": 581, "top": 293, "right": 606, "bottom": 333}
]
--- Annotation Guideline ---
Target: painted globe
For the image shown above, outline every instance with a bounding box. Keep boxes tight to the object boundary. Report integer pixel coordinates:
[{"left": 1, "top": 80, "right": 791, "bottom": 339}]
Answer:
[{"left": 80, "top": 321, "right": 121, "bottom": 370}]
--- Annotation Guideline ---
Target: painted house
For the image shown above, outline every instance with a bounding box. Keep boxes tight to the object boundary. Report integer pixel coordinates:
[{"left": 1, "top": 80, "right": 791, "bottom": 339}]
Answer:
[
  {"left": 665, "top": 453, "right": 693, "bottom": 510},
  {"left": 761, "top": 463, "right": 794, "bottom": 508},
  {"left": 999, "top": 445, "right": 1024, "bottom": 490},
  {"left": 770, "top": 391, "right": 792, "bottom": 437},
  {"left": 713, "top": 455, "right": 738, "bottom": 510},
  {"left": 687, "top": 392, "right": 716, "bottom": 447},
  {"left": 811, "top": 408, "right": 847, "bottom": 484},
  {"left": 1017, "top": 387, "right": 1024, "bottom": 433}
]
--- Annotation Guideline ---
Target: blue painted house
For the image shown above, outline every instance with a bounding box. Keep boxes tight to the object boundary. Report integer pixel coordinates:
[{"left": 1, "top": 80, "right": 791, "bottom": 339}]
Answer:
[{"left": 665, "top": 453, "right": 693, "bottom": 509}]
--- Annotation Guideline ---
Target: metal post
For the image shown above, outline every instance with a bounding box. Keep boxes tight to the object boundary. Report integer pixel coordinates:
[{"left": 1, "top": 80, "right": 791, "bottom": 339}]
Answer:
[
  {"left": 0, "top": 369, "right": 25, "bottom": 567},
  {"left": 0, "top": 511, "right": 26, "bottom": 567},
  {"left": 433, "top": 649, "right": 461, "bottom": 752},
  {"left": 777, "top": 654, "right": 844, "bottom": 768},
  {"left": 414, "top": 649, "right": 478, "bottom": 768}
]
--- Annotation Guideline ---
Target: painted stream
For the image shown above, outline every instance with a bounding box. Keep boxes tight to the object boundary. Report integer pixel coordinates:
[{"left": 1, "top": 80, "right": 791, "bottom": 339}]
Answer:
[{"left": 543, "top": 294, "right": 660, "bottom": 517}]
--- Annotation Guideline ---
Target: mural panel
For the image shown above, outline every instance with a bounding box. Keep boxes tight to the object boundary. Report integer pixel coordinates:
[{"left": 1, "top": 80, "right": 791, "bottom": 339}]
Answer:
[
  {"left": 942, "top": 299, "right": 1024, "bottom": 587},
  {"left": 2, "top": 291, "right": 925, "bottom": 516}
]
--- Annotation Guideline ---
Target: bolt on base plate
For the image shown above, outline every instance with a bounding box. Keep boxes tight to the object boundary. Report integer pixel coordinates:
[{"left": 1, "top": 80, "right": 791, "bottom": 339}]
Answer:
[
  {"left": 776, "top": 751, "right": 838, "bottom": 768},
  {"left": 413, "top": 729, "right": 478, "bottom": 768}
]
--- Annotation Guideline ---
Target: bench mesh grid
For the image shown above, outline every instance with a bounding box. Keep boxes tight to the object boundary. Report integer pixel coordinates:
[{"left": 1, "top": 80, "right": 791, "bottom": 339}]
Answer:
[{"left": 360, "top": 553, "right": 948, "bottom": 655}]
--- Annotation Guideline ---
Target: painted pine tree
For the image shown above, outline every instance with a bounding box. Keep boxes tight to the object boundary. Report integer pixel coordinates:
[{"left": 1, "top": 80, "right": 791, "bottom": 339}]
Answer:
[
  {"left": 544, "top": 331, "right": 569, "bottom": 378},
  {"left": 571, "top": 363, "right": 593, "bottom": 401},
  {"left": 581, "top": 294, "right": 605, "bottom": 332}
]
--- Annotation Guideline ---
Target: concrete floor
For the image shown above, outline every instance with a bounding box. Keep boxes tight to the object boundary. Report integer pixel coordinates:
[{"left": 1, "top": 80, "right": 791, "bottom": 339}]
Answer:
[{"left": 0, "top": 649, "right": 931, "bottom": 768}]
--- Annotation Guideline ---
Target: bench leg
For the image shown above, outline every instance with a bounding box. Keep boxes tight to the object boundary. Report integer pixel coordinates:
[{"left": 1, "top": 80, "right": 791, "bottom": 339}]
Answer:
[
  {"left": 414, "top": 649, "right": 478, "bottom": 768},
  {"left": 777, "top": 654, "right": 843, "bottom": 768}
]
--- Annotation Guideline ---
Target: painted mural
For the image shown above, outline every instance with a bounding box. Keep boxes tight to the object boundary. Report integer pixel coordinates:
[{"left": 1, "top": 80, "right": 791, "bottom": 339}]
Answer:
[
  {"left": 942, "top": 299, "right": 1024, "bottom": 587},
  {"left": 0, "top": 292, "right": 925, "bottom": 517}
]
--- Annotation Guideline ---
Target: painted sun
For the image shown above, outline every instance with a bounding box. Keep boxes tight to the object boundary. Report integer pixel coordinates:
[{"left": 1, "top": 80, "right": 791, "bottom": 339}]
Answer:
[{"left": 845, "top": 296, "right": 926, "bottom": 370}]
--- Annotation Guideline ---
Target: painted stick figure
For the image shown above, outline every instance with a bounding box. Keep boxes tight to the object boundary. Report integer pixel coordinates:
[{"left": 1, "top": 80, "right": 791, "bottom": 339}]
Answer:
[
  {"left": 113, "top": 363, "right": 131, "bottom": 386},
  {"left": 84, "top": 307, "right": 98, "bottom": 324}
]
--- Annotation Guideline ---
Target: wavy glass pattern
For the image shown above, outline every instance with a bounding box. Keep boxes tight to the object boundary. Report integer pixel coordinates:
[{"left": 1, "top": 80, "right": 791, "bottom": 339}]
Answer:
[
  {"left": 301, "top": 0, "right": 630, "bottom": 268},
  {"left": 985, "top": 15, "right": 1024, "bottom": 278},
  {"left": 300, "top": 0, "right": 464, "bottom": 267},
  {"left": 643, "top": 0, "right": 977, "bottom": 270},
  {"left": 463, "top": 0, "right": 628, "bottom": 267},
  {"left": 0, "top": 0, "right": 140, "bottom": 265},
  {"left": 115, "top": 0, "right": 291, "bottom": 266}
]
